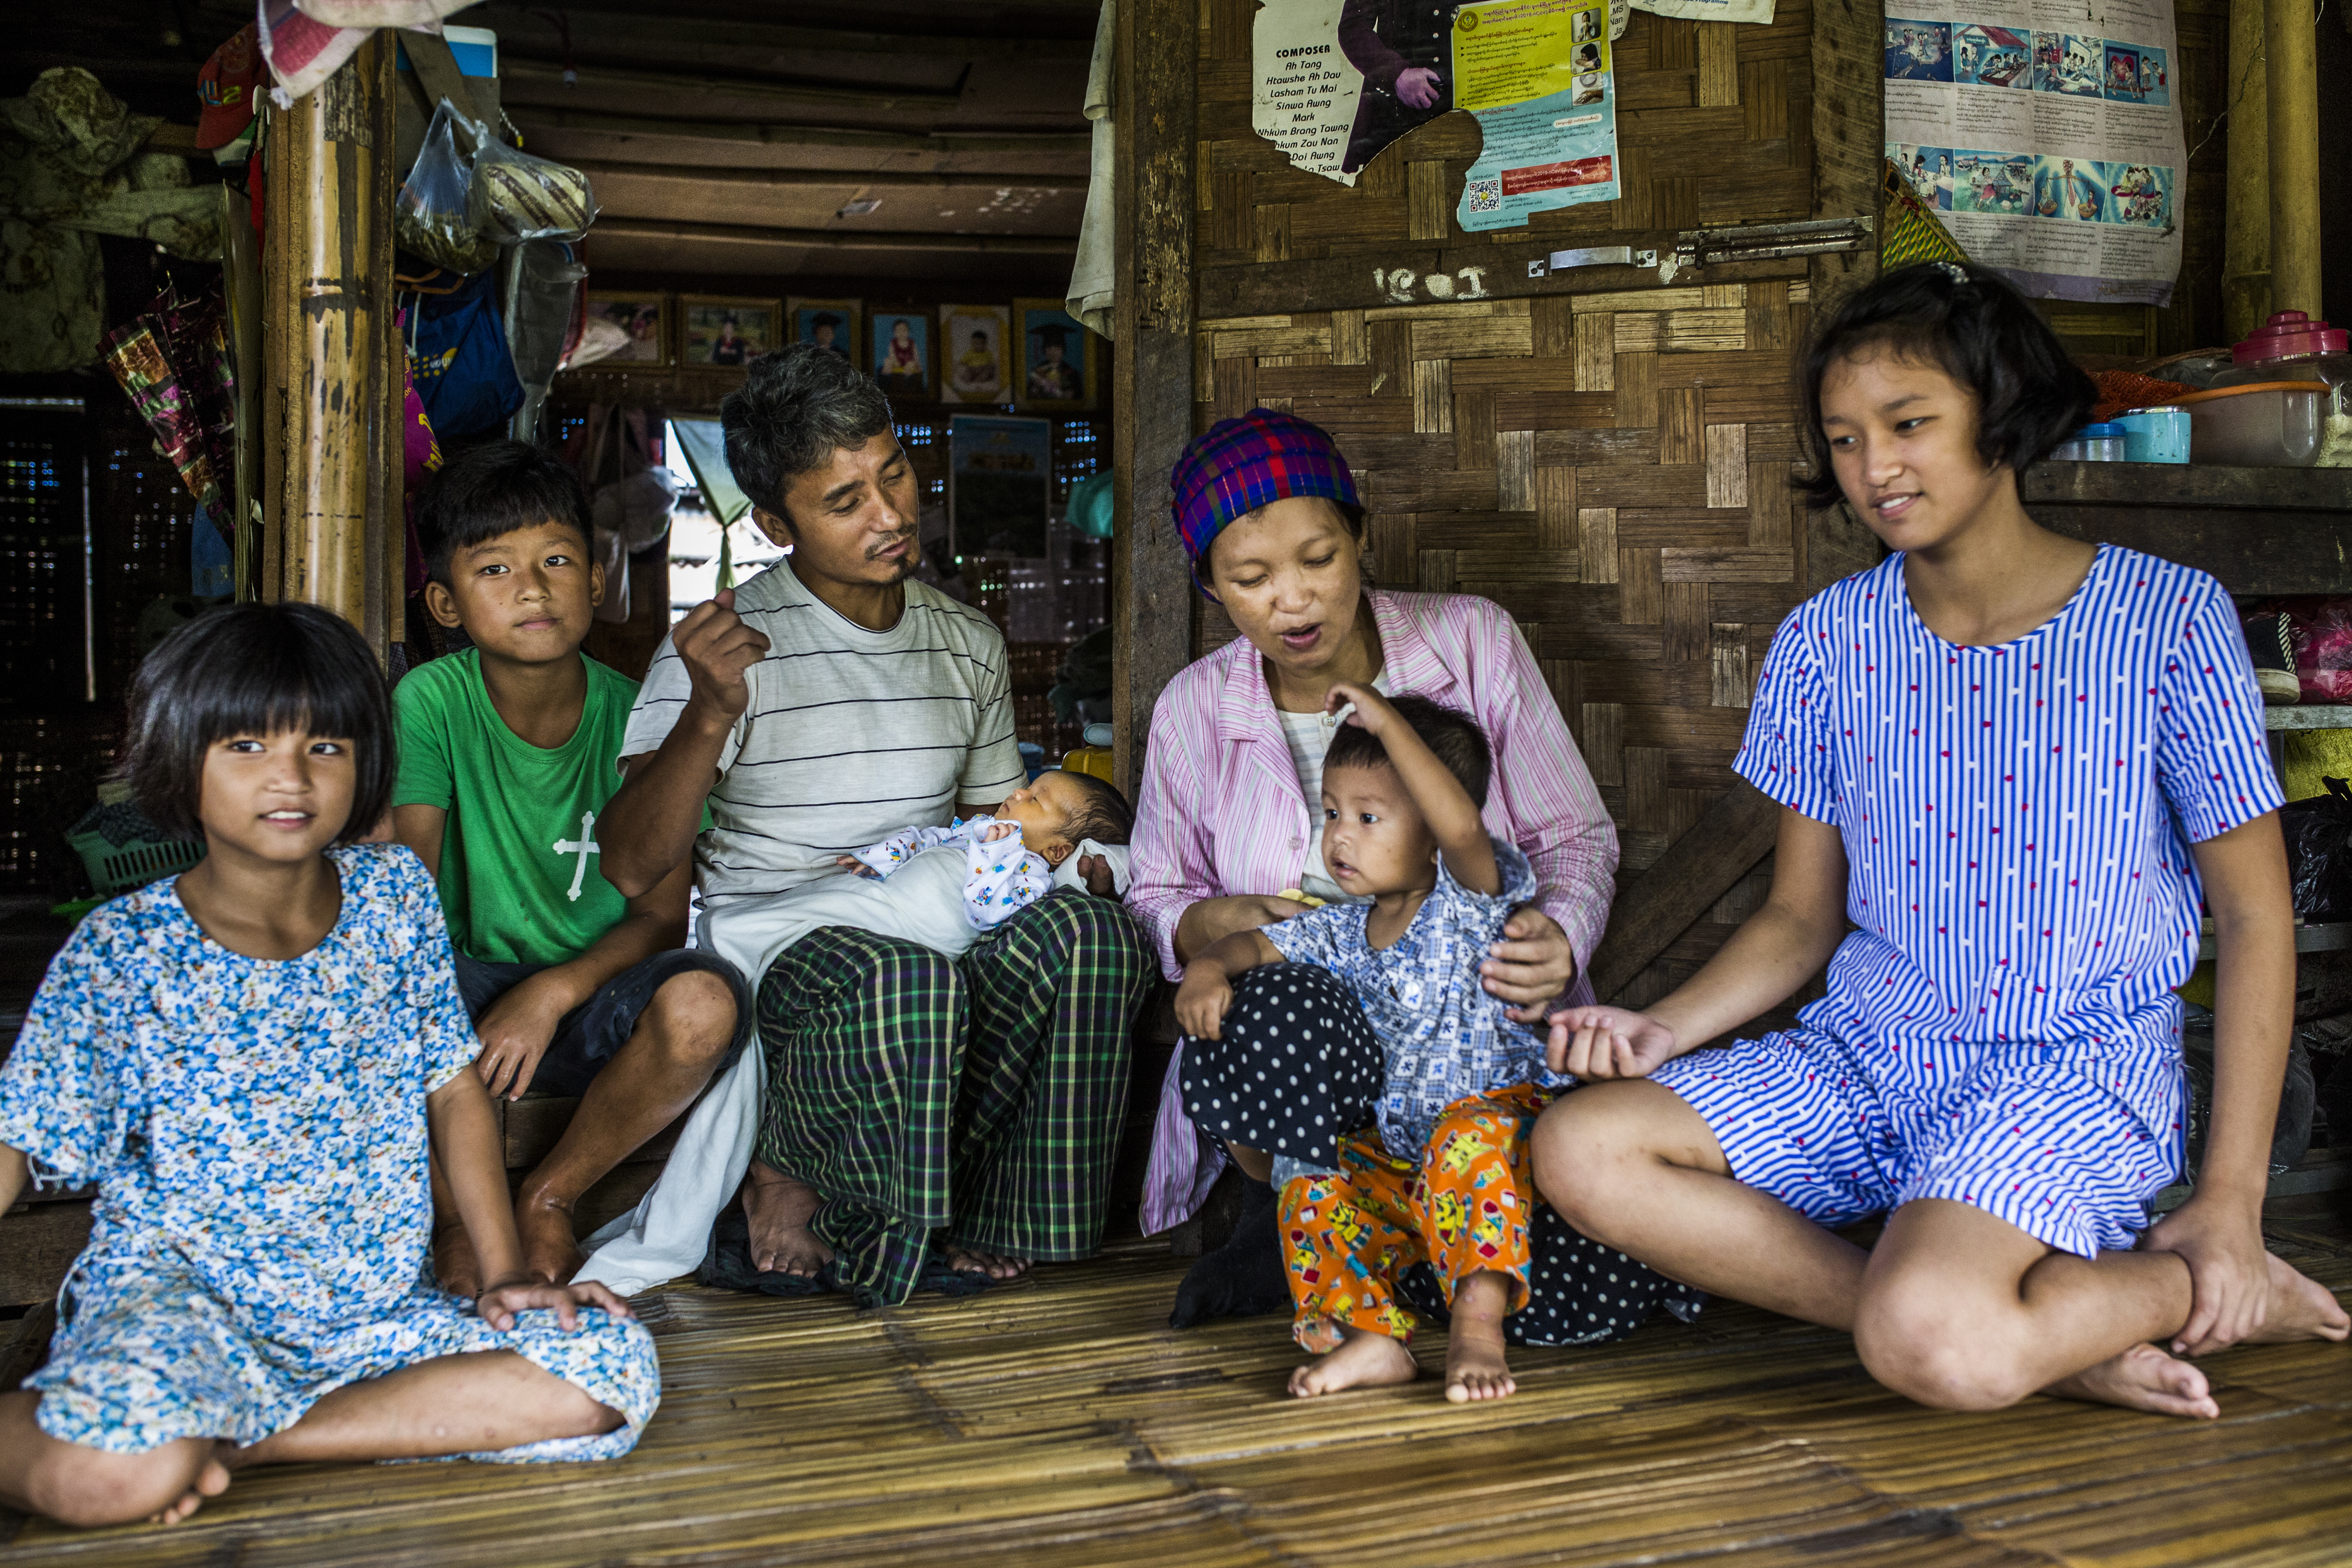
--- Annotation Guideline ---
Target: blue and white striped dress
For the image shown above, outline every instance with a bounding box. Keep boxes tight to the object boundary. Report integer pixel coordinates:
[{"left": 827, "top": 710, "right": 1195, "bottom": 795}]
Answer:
[{"left": 1651, "top": 546, "right": 2281, "bottom": 1256}]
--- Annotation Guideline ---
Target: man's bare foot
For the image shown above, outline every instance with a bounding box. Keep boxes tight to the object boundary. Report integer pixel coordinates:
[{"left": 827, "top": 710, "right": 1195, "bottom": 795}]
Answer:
[
  {"left": 146, "top": 1443, "right": 234, "bottom": 1526},
  {"left": 943, "top": 1244, "right": 1030, "bottom": 1281},
  {"left": 433, "top": 1220, "right": 482, "bottom": 1300},
  {"left": 2241, "top": 1253, "right": 2352, "bottom": 1345},
  {"left": 515, "top": 1190, "right": 585, "bottom": 1286},
  {"left": 2045, "top": 1341, "right": 2218, "bottom": 1419},
  {"left": 1289, "top": 1330, "right": 1419, "bottom": 1398},
  {"left": 741, "top": 1162, "right": 833, "bottom": 1277},
  {"left": 1444, "top": 1272, "right": 1518, "bottom": 1404}
]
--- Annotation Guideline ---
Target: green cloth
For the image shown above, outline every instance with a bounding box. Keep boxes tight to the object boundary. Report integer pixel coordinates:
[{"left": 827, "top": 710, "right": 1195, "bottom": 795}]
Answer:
[
  {"left": 391, "top": 649, "right": 641, "bottom": 967},
  {"left": 754, "top": 889, "right": 1151, "bottom": 1307}
]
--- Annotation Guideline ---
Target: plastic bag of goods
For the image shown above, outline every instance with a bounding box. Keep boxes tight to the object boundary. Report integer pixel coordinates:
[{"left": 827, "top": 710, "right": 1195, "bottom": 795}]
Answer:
[
  {"left": 395, "top": 99, "right": 498, "bottom": 274},
  {"left": 469, "top": 141, "right": 597, "bottom": 245}
]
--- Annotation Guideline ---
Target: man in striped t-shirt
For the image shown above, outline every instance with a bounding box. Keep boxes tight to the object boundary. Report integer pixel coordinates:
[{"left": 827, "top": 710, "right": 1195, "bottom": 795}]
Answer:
[{"left": 599, "top": 346, "right": 1150, "bottom": 1307}]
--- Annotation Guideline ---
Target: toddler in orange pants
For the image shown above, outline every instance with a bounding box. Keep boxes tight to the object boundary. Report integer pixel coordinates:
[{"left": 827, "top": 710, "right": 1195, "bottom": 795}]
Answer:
[{"left": 1281, "top": 1082, "right": 1552, "bottom": 1350}]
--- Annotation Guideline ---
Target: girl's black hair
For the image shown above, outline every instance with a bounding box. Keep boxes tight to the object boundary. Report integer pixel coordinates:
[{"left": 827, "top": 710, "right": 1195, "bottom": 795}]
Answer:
[
  {"left": 1796, "top": 261, "right": 2095, "bottom": 509},
  {"left": 121, "top": 601, "right": 394, "bottom": 844}
]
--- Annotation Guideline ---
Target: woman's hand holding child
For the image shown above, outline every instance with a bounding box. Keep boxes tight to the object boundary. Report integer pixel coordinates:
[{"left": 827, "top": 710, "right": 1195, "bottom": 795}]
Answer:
[{"left": 1546, "top": 1006, "right": 1683, "bottom": 1080}]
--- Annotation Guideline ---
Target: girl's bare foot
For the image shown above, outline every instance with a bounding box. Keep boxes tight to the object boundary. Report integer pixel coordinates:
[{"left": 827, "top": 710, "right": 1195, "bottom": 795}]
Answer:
[
  {"left": 943, "top": 1244, "right": 1030, "bottom": 1281},
  {"left": 2045, "top": 1341, "right": 2218, "bottom": 1419},
  {"left": 741, "top": 1163, "right": 833, "bottom": 1277},
  {"left": 1289, "top": 1330, "right": 1419, "bottom": 1398},
  {"left": 2242, "top": 1254, "right": 2351, "bottom": 1344},
  {"left": 433, "top": 1219, "right": 482, "bottom": 1300},
  {"left": 146, "top": 1443, "right": 234, "bottom": 1526},
  {"left": 514, "top": 1190, "right": 585, "bottom": 1286},
  {"left": 1444, "top": 1272, "right": 1518, "bottom": 1404}
]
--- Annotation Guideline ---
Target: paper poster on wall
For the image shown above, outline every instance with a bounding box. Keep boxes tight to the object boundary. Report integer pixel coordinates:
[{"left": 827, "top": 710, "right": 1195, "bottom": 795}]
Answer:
[
  {"left": 1253, "top": 0, "right": 1367, "bottom": 186},
  {"left": 1452, "top": 0, "right": 1621, "bottom": 232},
  {"left": 1628, "top": 0, "right": 1773, "bottom": 26},
  {"left": 1882, "top": 0, "right": 2183, "bottom": 303}
]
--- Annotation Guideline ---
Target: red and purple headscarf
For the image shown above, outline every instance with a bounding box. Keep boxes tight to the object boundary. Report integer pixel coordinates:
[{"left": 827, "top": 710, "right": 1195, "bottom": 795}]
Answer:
[{"left": 1170, "top": 408, "right": 1362, "bottom": 592}]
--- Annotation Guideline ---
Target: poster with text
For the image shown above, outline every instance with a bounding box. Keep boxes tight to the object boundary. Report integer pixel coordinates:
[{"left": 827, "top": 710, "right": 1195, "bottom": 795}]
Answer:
[
  {"left": 1252, "top": 0, "right": 1367, "bottom": 186},
  {"left": 1452, "top": 0, "right": 1620, "bottom": 232},
  {"left": 1882, "top": 0, "right": 2183, "bottom": 303}
]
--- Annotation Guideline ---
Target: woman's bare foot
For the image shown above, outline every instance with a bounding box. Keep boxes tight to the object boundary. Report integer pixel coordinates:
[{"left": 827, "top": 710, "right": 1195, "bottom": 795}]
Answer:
[
  {"left": 741, "top": 1162, "right": 833, "bottom": 1276},
  {"left": 2241, "top": 1253, "right": 2352, "bottom": 1344},
  {"left": 1289, "top": 1330, "right": 1419, "bottom": 1398},
  {"left": 943, "top": 1244, "right": 1030, "bottom": 1281},
  {"left": 146, "top": 1442, "right": 235, "bottom": 1526},
  {"left": 514, "top": 1190, "right": 585, "bottom": 1286},
  {"left": 2045, "top": 1341, "right": 2218, "bottom": 1419},
  {"left": 433, "top": 1219, "right": 482, "bottom": 1300},
  {"left": 1444, "top": 1272, "right": 1518, "bottom": 1404}
]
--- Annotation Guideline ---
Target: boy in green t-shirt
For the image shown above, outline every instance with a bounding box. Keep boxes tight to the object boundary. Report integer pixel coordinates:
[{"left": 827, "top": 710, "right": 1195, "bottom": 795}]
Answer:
[{"left": 394, "top": 441, "right": 750, "bottom": 1290}]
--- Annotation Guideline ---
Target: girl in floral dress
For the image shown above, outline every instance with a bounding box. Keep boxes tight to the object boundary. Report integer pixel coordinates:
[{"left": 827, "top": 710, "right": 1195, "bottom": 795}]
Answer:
[{"left": 0, "top": 603, "right": 660, "bottom": 1530}]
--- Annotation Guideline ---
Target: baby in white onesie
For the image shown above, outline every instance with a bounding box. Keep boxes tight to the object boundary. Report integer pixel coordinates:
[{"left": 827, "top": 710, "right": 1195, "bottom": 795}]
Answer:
[{"left": 839, "top": 767, "right": 1133, "bottom": 930}]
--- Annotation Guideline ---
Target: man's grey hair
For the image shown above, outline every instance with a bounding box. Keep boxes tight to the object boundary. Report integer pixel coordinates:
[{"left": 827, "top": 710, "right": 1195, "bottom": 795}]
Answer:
[{"left": 719, "top": 343, "right": 895, "bottom": 528}]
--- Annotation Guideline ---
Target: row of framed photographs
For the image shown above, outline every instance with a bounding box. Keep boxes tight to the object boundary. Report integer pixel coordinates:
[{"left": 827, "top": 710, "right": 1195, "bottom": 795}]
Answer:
[{"left": 580, "top": 293, "right": 1099, "bottom": 411}]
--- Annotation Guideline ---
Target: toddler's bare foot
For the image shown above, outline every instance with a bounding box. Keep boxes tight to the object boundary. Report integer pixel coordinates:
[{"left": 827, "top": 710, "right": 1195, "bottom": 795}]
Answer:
[
  {"left": 2241, "top": 1254, "right": 2351, "bottom": 1344},
  {"left": 514, "top": 1190, "right": 585, "bottom": 1286},
  {"left": 944, "top": 1243, "right": 1030, "bottom": 1279},
  {"left": 1445, "top": 1272, "right": 1518, "bottom": 1404},
  {"left": 742, "top": 1162, "right": 833, "bottom": 1277},
  {"left": 2045, "top": 1342, "right": 2218, "bottom": 1419},
  {"left": 433, "top": 1219, "right": 482, "bottom": 1300},
  {"left": 1289, "top": 1330, "right": 1419, "bottom": 1398},
  {"left": 147, "top": 1442, "right": 234, "bottom": 1526}
]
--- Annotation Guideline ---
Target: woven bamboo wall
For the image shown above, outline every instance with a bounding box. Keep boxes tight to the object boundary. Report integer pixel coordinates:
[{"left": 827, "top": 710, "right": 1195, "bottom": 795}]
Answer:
[{"left": 1192, "top": 0, "right": 1826, "bottom": 1005}]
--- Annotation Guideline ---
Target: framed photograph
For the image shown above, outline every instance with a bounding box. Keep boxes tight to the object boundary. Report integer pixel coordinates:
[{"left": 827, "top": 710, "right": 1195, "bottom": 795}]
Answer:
[
  {"left": 870, "top": 308, "right": 933, "bottom": 399},
  {"left": 1013, "top": 299, "right": 1096, "bottom": 412},
  {"left": 787, "top": 297, "right": 861, "bottom": 368},
  {"left": 681, "top": 296, "right": 779, "bottom": 367},
  {"left": 581, "top": 293, "right": 670, "bottom": 365},
  {"left": 938, "top": 303, "right": 1012, "bottom": 405}
]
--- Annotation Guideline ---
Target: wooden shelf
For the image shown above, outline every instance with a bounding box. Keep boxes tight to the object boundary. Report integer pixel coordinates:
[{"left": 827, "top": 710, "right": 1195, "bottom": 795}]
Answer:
[
  {"left": 2024, "top": 462, "right": 2352, "bottom": 596},
  {"left": 2196, "top": 921, "right": 2352, "bottom": 960},
  {"left": 2151, "top": 1147, "right": 2351, "bottom": 1214},
  {"left": 2266, "top": 706, "right": 2352, "bottom": 730}
]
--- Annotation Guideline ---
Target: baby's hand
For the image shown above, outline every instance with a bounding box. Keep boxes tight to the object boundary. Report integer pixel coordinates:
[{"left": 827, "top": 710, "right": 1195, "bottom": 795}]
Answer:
[
  {"left": 1174, "top": 966, "right": 1235, "bottom": 1042},
  {"left": 982, "top": 820, "right": 1022, "bottom": 843},
  {"left": 836, "top": 856, "right": 883, "bottom": 879},
  {"left": 1546, "top": 1005, "right": 1679, "bottom": 1079},
  {"left": 471, "top": 1274, "right": 635, "bottom": 1332}
]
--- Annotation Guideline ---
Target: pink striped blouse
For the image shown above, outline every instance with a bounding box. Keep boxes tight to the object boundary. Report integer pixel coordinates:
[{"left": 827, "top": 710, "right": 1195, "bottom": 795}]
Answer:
[{"left": 1128, "top": 588, "right": 1620, "bottom": 1232}]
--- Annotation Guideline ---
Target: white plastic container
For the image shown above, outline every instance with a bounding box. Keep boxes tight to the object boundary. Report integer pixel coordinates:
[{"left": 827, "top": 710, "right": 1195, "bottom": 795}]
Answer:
[
  {"left": 2177, "top": 383, "right": 2328, "bottom": 467},
  {"left": 2050, "top": 422, "right": 2128, "bottom": 461}
]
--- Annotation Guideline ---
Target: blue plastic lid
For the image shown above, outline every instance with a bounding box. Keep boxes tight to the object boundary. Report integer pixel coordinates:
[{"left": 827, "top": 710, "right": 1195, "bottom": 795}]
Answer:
[{"left": 2075, "top": 423, "right": 2126, "bottom": 438}]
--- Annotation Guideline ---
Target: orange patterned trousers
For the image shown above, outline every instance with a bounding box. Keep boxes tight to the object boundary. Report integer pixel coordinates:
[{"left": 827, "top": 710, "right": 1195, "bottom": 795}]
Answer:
[{"left": 1277, "top": 1081, "right": 1552, "bottom": 1351}]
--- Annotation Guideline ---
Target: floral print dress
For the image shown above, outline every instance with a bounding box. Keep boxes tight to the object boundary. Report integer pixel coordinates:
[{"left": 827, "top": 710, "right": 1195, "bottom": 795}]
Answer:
[{"left": 0, "top": 844, "right": 660, "bottom": 1459}]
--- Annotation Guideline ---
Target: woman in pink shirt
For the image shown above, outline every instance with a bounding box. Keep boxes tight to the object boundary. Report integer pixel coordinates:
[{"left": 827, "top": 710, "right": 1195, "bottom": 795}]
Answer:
[{"left": 1133, "top": 409, "right": 1702, "bottom": 1343}]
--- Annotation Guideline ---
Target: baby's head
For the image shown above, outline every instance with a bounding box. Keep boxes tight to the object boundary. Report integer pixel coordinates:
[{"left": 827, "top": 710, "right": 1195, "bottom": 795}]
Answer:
[
  {"left": 996, "top": 769, "right": 1134, "bottom": 868},
  {"left": 1319, "top": 696, "right": 1491, "bottom": 897}
]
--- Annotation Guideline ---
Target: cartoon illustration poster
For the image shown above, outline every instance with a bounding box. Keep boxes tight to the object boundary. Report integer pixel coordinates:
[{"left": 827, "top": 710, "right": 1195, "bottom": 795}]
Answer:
[{"left": 1883, "top": 0, "right": 2184, "bottom": 303}]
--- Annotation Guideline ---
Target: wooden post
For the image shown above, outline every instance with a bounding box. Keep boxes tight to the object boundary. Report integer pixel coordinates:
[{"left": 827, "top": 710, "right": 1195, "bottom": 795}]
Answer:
[
  {"left": 2264, "top": 0, "right": 2320, "bottom": 317},
  {"left": 1109, "top": 0, "right": 1201, "bottom": 798},
  {"left": 2223, "top": 0, "right": 2272, "bottom": 340},
  {"left": 262, "top": 32, "right": 399, "bottom": 656}
]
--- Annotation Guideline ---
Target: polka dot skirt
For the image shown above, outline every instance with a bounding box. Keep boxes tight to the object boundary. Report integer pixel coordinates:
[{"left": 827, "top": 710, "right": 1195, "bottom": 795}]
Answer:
[{"left": 1181, "top": 963, "right": 1705, "bottom": 1346}]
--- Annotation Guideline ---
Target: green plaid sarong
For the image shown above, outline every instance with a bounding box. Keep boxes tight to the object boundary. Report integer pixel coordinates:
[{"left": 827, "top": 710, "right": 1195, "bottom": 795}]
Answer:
[{"left": 753, "top": 888, "right": 1150, "bottom": 1306}]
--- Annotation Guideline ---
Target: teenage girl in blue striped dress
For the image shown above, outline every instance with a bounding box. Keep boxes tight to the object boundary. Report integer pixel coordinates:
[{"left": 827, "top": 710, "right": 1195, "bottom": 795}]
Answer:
[{"left": 1535, "top": 262, "right": 2348, "bottom": 1417}]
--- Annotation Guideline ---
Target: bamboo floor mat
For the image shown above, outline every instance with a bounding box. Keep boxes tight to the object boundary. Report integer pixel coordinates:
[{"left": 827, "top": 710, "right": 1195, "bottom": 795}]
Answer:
[{"left": 5, "top": 1208, "right": 2349, "bottom": 1567}]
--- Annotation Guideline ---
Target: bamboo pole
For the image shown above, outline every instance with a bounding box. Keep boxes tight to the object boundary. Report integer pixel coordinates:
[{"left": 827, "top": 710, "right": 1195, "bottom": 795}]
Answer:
[
  {"left": 2223, "top": 0, "right": 2271, "bottom": 341},
  {"left": 2264, "top": 0, "right": 2320, "bottom": 317},
  {"left": 261, "top": 31, "right": 398, "bottom": 655}
]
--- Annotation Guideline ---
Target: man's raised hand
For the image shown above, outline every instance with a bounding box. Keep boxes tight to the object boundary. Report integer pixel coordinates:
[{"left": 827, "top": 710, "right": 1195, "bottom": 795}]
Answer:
[
  {"left": 675, "top": 588, "right": 770, "bottom": 719},
  {"left": 1546, "top": 1005, "right": 1680, "bottom": 1080}
]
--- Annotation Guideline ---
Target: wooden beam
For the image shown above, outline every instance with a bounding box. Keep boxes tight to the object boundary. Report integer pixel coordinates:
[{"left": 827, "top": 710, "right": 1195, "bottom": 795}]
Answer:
[
  {"left": 261, "top": 32, "right": 399, "bottom": 656},
  {"left": 566, "top": 158, "right": 1087, "bottom": 192},
  {"left": 2223, "top": 0, "right": 2272, "bottom": 338},
  {"left": 509, "top": 108, "right": 1092, "bottom": 157},
  {"left": 1111, "top": 0, "right": 1200, "bottom": 799},
  {"left": 472, "top": 6, "right": 1093, "bottom": 60},
  {"left": 589, "top": 217, "right": 1078, "bottom": 253},
  {"left": 1197, "top": 249, "right": 1808, "bottom": 321},
  {"left": 500, "top": 56, "right": 961, "bottom": 115},
  {"left": 1805, "top": 0, "right": 1885, "bottom": 596},
  {"left": 2264, "top": 0, "right": 2321, "bottom": 316},
  {"left": 1586, "top": 783, "right": 1781, "bottom": 1003}
]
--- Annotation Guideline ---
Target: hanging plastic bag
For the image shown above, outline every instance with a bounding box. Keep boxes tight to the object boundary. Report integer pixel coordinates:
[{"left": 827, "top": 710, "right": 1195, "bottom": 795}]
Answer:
[
  {"left": 469, "top": 141, "right": 597, "bottom": 245},
  {"left": 2282, "top": 777, "right": 2352, "bottom": 919},
  {"left": 395, "top": 99, "right": 498, "bottom": 274}
]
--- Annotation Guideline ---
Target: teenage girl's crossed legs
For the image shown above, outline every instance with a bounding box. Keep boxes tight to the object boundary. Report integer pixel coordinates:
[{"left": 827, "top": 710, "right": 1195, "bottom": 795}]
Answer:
[{"left": 1532, "top": 1080, "right": 2348, "bottom": 1417}]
